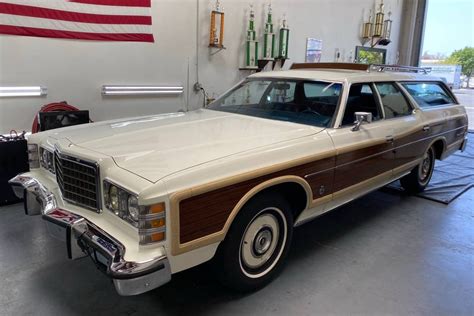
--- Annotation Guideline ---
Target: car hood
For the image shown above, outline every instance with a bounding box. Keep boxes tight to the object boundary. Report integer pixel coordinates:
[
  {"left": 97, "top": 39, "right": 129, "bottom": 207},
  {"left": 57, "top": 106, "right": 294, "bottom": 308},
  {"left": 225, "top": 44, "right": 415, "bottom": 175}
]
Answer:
[{"left": 53, "top": 109, "right": 323, "bottom": 182}]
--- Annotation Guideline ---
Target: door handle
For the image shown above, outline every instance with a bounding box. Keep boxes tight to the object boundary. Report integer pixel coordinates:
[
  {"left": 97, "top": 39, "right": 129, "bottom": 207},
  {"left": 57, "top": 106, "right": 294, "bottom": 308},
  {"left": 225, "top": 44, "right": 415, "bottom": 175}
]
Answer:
[
  {"left": 423, "top": 125, "right": 431, "bottom": 132},
  {"left": 386, "top": 136, "right": 394, "bottom": 143}
]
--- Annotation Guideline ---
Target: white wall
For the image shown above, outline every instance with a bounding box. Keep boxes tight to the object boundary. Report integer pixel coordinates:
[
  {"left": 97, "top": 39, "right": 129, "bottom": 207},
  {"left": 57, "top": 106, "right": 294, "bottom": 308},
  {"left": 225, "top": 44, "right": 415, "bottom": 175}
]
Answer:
[{"left": 0, "top": 0, "right": 404, "bottom": 134}]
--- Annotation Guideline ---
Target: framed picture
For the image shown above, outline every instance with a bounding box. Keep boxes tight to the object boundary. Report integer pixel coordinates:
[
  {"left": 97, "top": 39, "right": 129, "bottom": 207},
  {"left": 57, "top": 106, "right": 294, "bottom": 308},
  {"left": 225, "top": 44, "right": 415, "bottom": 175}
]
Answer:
[
  {"left": 355, "top": 46, "right": 387, "bottom": 64},
  {"left": 306, "top": 38, "right": 323, "bottom": 63}
]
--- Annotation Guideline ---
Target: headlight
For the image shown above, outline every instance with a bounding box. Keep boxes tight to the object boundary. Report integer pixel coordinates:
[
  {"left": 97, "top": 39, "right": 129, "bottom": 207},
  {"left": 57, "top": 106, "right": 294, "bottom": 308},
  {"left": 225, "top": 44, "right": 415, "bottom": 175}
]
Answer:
[
  {"left": 28, "top": 144, "right": 40, "bottom": 169},
  {"left": 103, "top": 180, "right": 166, "bottom": 244},
  {"left": 104, "top": 181, "right": 138, "bottom": 226},
  {"left": 127, "top": 196, "right": 140, "bottom": 222},
  {"left": 40, "top": 147, "right": 55, "bottom": 174},
  {"left": 109, "top": 185, "right": 119, "bottom": 211}
]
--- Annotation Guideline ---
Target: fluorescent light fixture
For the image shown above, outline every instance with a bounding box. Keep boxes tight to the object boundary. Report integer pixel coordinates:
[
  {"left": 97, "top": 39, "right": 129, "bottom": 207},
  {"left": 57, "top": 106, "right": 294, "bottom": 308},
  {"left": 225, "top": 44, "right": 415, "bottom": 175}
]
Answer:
[
  {"left": 102, "top": 85, "right": 184, "bottom": 96},
  {"left": 0, "top": 86, "right": 47, "bottom": 97}
]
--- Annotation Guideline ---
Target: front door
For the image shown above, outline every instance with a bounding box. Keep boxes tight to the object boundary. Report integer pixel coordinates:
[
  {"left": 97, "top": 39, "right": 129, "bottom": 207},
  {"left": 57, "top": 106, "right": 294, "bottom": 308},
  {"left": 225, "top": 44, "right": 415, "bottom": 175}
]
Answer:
[{"left": 327, "top": 83, "right": 395, "bottom": 208}]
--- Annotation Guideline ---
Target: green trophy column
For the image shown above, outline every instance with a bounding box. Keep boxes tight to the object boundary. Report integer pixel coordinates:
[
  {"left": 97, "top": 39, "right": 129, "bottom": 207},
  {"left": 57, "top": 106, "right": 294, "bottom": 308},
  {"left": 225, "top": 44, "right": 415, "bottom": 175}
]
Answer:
[
  {"left": 244, "top": 5, "right": 258, "bottom": 69},
  {"left": 278, "top": 15, "right": 289, "bottom": 59},
  {"left": 263, "top": 4, "right": 275, "bottom": 60}
]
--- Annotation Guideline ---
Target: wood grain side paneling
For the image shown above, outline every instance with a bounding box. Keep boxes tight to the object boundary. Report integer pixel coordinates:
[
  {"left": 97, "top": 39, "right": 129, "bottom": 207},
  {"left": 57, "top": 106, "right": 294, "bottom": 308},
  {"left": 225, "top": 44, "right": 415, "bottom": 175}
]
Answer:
[
  {"left": 333, "top": 142, "right": 393, "bottom": 192},
  {"left": 178, "top": 114, "right": 468, "bottom": 247},
  {"left": 179, "top": 156, "right": 335, "bottom": 244},
  {"left": 393, "top": 128, "right": 428, "bottom": 168}
]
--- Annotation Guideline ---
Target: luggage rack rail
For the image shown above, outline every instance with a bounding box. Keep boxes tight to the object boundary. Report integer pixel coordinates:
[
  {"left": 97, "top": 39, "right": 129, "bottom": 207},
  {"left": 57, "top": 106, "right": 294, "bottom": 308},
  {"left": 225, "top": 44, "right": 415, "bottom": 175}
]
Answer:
[
  {"left": 290, "top": 62, "right": 432, "bottom": 74},
  {"left": 369, "top": 64, "right": 432, "bottom": 74}
]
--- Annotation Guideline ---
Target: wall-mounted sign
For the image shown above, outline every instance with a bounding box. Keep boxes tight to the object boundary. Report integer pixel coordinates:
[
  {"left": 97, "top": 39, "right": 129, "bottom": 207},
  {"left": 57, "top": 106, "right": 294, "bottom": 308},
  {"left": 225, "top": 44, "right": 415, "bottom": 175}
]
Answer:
[
  {"left": 355, "top": 46, "right": 387, "bottom": 64},
  {"left": 305, "top": 38, "right": 323, "bottom": 63}
]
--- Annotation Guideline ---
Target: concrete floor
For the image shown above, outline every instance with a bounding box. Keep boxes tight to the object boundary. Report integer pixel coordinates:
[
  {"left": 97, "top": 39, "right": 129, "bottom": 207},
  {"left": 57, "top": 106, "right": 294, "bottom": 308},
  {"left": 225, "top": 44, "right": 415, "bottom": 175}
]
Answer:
[{"left": 1, "top": 188, "right": 473, "bottom": 316}]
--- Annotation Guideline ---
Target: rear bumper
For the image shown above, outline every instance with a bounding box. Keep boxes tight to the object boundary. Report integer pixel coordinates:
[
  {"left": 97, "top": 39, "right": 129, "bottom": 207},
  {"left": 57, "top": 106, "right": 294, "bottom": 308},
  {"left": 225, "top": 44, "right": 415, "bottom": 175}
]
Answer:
[
  {"left": 9, "top": 175, "right": 171, "bottom": 296},
  {"left": 460, "top": 136, "right": 468, "bottom": 152}
]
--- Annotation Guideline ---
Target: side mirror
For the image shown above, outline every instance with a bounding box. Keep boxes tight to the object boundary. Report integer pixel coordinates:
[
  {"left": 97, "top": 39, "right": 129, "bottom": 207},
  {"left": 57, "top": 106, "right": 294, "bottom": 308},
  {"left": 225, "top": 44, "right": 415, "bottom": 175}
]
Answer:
[{"left": 352, "top": 112, "right": 373, "bottom": 132}]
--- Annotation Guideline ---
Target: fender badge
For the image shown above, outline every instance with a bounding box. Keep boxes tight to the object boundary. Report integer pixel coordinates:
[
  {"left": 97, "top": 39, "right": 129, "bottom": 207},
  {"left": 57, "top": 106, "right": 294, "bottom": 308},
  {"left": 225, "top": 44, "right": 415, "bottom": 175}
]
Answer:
[{"left": 319, "top": 185, "right": 326, "bottom": 196}]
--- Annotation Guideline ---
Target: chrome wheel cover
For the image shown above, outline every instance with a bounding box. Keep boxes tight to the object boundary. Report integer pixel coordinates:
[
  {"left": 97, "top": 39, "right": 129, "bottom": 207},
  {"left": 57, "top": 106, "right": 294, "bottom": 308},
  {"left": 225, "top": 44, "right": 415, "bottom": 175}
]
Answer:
[
  {"left": 419, "top": 148, "right": 434, "bottom": 184},
  {"left": 239, "top": 207, "right": 288, "bottom": 279}
]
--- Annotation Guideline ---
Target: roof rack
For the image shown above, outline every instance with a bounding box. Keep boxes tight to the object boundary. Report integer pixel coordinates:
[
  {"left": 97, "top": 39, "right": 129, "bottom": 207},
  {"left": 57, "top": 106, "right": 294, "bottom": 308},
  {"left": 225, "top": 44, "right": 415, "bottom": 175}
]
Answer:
[
  {"left": 291, "top": 62, "right": 369, "bottom": 71},
  {"left": 369, "top": 64, "right": 432, "bottom": 74},
  {"left": 290, "top": 62, "right": 432, "bottom": 74}
]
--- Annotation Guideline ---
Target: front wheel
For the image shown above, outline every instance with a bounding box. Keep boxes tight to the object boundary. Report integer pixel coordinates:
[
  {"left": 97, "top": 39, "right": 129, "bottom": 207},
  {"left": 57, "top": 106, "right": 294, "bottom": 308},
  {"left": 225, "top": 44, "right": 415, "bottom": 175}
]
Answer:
[
  {"left": 215, "top": 193, "right": 293, "bottom": 292},
  {"left": 400, "top": 146, "right": 436, "bottom": 194}
]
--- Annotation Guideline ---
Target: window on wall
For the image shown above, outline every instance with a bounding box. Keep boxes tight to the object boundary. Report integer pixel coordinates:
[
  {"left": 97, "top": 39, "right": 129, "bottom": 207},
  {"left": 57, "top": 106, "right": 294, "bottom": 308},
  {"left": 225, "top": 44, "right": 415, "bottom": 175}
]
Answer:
[
  {"left": 342, "top": 84, "right": 382, "bottom": 126},
  {"left": 401, "top": 82, "right": 456, "bottom": 107},
  {"left": 375, "top": 83, "right": 413, "bottom": 119}
]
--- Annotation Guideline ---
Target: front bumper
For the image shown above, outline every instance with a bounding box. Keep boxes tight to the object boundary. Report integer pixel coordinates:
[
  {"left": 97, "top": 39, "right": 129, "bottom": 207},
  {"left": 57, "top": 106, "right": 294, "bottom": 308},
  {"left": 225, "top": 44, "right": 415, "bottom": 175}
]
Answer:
[{"left": 9, "top": 175, "right": 171, "bottom": 296}]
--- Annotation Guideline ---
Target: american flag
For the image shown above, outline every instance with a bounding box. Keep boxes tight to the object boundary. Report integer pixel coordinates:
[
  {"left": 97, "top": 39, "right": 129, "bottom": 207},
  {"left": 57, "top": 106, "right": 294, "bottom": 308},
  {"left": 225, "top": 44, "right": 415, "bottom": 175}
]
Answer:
[{"left": 0, "top": 0, "right": 154, "bottom": 42}]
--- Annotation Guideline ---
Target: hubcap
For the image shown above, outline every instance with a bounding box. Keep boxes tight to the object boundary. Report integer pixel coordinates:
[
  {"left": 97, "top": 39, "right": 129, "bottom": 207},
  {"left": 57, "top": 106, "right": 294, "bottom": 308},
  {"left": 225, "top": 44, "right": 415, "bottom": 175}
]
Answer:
[
  {"left": 419, "top": 149, "right": 434, "bottom": 183},
  {"left": 239, "top": 207, "right": 287, "bottom": 278},
  {"left": 253, "top": 228, "right": 273, "bottom": 255}
]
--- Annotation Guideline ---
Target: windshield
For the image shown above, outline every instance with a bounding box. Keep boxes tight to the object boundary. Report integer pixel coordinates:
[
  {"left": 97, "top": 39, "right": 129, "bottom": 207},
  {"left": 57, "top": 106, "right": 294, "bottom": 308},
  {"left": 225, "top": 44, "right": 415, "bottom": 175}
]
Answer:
[{"left": 208, "top": 79, "right": 343, "bottom": 128}]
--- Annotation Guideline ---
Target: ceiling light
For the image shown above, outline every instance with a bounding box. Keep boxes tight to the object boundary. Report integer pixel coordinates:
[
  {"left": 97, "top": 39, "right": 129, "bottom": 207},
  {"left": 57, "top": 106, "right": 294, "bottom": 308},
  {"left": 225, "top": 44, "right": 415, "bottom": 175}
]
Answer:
[
  {"left": 102, "top": 85, "right": 183, "bottom": 96},
  {"left": 0, "top": 86, "right": 47, "bottom": 97}
]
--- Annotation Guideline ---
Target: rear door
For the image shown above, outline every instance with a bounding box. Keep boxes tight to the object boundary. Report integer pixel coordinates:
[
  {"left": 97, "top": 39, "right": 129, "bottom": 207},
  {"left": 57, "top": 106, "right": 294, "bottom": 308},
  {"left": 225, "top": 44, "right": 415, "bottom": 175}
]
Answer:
[{"left": 373, "top": 82, "right": 426, "bottom": 176}]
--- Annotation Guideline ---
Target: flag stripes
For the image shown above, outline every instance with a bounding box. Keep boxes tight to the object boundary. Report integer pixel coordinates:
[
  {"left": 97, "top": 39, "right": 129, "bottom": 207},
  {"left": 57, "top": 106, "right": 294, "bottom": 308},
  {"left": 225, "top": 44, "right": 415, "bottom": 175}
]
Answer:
[{"left": 0, "top": 0, "right": 154, "bottom": 42}]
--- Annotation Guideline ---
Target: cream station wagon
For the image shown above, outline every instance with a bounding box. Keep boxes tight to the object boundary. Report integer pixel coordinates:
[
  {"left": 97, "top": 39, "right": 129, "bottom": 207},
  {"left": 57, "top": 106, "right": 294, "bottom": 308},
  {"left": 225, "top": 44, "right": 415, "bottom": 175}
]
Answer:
[{"left": 10, "top": 63, "right": 469, "bottom": 296}]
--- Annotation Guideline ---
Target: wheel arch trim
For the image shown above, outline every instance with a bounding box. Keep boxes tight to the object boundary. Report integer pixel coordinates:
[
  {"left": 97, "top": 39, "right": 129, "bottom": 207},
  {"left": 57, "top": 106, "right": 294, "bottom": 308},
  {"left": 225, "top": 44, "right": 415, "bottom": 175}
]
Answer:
[
  {"left": 427, "top": 136, "right": 447, "bottom": 160},
  {"left": 169, "top": 176, "right": 312, "bottom": 256}
]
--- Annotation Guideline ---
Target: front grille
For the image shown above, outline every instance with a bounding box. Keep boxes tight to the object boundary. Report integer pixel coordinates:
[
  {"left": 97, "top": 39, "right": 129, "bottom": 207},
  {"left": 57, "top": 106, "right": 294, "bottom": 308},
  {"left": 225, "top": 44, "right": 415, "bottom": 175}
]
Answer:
[{"left": 55, "top": 151, "right": 100, "bottom": 212}]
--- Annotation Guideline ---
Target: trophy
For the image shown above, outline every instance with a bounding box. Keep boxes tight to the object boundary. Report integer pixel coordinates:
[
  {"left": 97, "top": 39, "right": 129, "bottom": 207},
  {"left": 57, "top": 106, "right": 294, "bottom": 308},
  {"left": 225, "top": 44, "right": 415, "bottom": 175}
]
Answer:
[
  {"left": 373, "top": 0, "right": 385, "bottom": 37},
  {"left": 262, "top": 3, "right": 275, "bottom": 60},
  {"left": 380, "top": 10, "right": 393, "bottom": 45},
  {"left": 278, "top": 14, "right": 290, "bottom": 59},
  {"left": 360, "top": 0, "right": 393, "bottom": 47},
  {"left": 209, "top": 0, "right": 225, "bottom": 48},
  {"left": 243, "top": 4, "right": 258, "bottom": 69},
  {"left": 362, "top": 9, "right": 373, "bottom": 42}
]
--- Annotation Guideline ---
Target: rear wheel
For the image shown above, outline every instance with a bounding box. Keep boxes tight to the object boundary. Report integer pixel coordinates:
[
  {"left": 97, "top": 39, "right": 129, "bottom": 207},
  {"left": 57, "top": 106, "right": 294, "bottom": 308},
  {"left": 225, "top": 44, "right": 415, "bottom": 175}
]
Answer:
[
  {"left": 215, "top": 193, "right": 293, "bottom": 292},
  {"left": 400, "top": 146, "right": 436, "bottom": 194}
]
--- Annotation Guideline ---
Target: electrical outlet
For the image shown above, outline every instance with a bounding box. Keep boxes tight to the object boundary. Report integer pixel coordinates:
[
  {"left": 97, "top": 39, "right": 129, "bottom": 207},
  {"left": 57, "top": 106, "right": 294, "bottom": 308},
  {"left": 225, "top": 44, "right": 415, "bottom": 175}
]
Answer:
[{"left": 193, "top": 82, "right": 203, "bottom": 92}]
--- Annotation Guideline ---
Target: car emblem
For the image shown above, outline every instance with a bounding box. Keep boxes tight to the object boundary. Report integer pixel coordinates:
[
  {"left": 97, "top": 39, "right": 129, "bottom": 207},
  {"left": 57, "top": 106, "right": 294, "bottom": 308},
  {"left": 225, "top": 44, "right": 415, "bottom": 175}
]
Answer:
[{"left": 319, "top": 185, "right": 326, "bottom": 196}]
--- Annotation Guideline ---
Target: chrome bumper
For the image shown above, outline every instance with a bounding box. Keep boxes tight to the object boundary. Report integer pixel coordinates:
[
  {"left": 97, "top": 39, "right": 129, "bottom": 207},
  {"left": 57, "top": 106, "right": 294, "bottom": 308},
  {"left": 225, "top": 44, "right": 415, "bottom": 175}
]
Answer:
[{"left": 8, "top": 175, "right": 171, "bottom": 296}]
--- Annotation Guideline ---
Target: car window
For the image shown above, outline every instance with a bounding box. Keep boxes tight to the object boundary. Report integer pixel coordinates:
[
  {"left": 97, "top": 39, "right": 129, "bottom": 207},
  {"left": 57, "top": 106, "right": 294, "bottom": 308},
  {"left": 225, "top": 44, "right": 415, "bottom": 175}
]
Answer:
[
  {"left": 221, "top": 80, "right": 272, "bottom": 106},
  {"left": 265, "top": 82, "right": 297, "bottom": 104},
  {"left": 375, "top": 83, "right": 413, "bottom": 119},
  {"left": 342, "top": 83, "right": 382, "bottom": 126},
  {"left": 209, "top": 79, "right": 343, "bottom": 128},
  {"left": 401, "top": 82, "right": 456, "bottom": 107}
]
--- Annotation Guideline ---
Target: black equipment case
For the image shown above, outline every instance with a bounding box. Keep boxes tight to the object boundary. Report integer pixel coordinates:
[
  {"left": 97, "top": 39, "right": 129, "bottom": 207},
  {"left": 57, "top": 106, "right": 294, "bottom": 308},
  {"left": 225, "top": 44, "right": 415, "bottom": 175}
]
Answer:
[{"left": 0, "top": 139, "right": 29, "bottom": 205}]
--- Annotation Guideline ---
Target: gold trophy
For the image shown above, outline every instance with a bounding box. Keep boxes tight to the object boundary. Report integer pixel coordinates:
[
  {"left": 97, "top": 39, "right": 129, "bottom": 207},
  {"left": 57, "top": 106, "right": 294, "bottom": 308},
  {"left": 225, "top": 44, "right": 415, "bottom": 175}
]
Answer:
[
  {"left": 209, "top": 0, "right": 225, "bottom": 49},
  {"left": 360, "top": 0, "right": 393, "bottom": 48},
  {"left": 373, "top": 1, "right": 385, "bottom": 37},
  {"left": 362, "top": 9, "right": 373, "bottom": 42}
]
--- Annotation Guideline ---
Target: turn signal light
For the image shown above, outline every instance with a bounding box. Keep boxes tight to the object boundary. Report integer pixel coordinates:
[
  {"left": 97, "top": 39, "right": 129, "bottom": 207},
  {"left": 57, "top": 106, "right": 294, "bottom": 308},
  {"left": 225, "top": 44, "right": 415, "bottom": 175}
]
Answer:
[
  {"left": 140, "top": 231, "right": 165, "bottom": 244},
  {"left": 151, "top": 232, "right": 165, "bottom": 242},
  {"left": 149, "top": 203, "right": 165, "bottom": 214},
  {"left": 139, "top": 202, "right": 166, "bottom": 245},
  {"left": 150, "top": 218, "right": 165, "bottom": 228}
]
